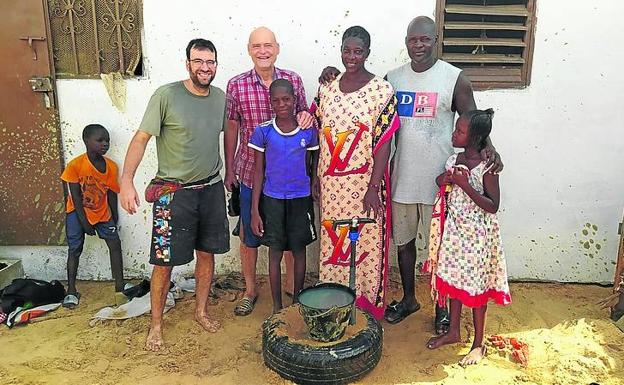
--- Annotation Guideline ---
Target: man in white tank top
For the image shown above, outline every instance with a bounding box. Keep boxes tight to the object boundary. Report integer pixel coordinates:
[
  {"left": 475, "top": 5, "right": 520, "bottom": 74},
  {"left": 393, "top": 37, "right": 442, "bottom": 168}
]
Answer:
[{"left": 384, "top": 17, "right": 502, "bottom": 332}]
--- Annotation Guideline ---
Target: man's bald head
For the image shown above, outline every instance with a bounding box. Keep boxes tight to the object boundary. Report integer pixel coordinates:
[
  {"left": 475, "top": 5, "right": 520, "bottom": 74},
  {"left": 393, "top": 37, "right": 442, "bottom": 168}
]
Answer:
[
  {"left": 248, "top": 26, "right": 278, "bottom": 45},
  {"left": 405, "top": 16, "right": 438, "bottom": 70},
  {"left": 407, "top": 16, "right": 436, "bottom": 37}
]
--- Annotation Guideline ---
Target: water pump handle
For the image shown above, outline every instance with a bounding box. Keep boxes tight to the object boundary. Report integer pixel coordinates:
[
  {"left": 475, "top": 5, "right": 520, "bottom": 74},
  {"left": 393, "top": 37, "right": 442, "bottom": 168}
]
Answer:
[{"left": 332, "top": 217, "right": 375, "bottom": 231}]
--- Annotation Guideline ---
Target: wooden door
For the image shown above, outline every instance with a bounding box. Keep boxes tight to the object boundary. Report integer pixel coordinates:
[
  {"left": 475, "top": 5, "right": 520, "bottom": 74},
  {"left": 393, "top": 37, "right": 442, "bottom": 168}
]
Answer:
[{"left": 0, "top": 0, "right": 66, "bottom": 245}]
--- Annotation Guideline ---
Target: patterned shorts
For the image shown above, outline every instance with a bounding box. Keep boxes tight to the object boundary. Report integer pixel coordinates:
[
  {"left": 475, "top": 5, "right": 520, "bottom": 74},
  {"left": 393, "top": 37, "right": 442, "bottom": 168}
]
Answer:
[{"left": 149, "top": 181, "right": 230, "bottom": 266}]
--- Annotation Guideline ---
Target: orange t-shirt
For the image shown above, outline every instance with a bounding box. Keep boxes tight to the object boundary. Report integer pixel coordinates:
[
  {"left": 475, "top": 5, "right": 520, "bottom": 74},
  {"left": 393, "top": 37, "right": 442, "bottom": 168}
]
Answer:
[{"left": 61, "top": 153, "right": 120, "bottom": 224}]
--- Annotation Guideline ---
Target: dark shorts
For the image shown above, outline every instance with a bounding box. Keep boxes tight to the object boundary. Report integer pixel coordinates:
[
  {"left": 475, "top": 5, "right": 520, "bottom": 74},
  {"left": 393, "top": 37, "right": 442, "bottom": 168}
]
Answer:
[
  {"left": 260, "top": 195, "right": 317, "bottom": 251},
  {"left": 238, "top": 183, "right": 261, "bottom": 248},
  {"left": 66, "top": 211, "right": 119, "bottom": 255},
  {"left": 150, "top": 180, "right": 230, "bottom": 267}
]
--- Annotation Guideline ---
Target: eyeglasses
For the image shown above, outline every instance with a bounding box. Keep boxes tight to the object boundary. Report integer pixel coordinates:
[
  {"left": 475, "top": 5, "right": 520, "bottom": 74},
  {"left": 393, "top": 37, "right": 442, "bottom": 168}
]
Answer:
[{"left": 189, "top": 59, "right": 217, "bottom": 67}]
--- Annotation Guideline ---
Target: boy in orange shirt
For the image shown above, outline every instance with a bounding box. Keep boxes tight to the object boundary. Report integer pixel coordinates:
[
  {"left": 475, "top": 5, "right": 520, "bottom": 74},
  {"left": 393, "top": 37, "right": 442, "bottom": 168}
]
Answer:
[{"left": 60, "top": 124, "right": 124, "bottom": 308}]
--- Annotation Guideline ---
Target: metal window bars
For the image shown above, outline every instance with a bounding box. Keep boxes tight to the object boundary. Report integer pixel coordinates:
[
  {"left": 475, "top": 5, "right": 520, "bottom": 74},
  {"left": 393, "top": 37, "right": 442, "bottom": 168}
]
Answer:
[{"left": 48, "top": 0, "right": 142, "bottom": 77}]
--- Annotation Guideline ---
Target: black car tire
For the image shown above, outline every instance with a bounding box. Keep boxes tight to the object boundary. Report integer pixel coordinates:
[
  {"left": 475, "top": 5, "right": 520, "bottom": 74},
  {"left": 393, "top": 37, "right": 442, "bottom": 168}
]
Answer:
[{"left": 262, "top": 308, "right": 383, "bottom": 385}]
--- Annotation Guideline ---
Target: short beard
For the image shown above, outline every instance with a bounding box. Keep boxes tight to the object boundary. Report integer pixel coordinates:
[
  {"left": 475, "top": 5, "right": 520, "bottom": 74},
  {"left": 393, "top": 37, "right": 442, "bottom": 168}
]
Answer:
[{"left": 190, "top": 72, "right": 212, "bottom": 90}]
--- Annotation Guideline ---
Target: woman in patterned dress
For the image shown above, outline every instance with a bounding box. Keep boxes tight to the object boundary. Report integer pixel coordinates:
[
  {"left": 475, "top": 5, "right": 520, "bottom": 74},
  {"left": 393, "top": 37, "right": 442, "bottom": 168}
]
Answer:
[
  {"left": 311, "top": 26, "right": 399, "bottom": 319},
  {"left": 425, "top": 109, "right": 510, "bottom": 366}
]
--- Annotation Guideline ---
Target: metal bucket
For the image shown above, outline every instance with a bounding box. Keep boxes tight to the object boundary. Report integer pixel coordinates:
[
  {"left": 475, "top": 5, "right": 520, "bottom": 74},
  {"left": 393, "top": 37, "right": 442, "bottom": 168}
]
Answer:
[{"left": 298, "top": 283, "right": 356, "bottom": 342}]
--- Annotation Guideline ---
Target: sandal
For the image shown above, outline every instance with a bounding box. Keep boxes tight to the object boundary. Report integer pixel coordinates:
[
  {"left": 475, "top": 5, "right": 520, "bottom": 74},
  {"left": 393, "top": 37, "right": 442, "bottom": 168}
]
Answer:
[
  {"left": 62, "top": 292, "right": 81, "bottom": 309},
  {"left": 384, "top": 300, "right": 420, "bottom": 324},
  {"left": 435, "top": 305, "right": 451, "bottom": 335},
  {"left": 234, "top": 296, "right": 257, "bottom": 316}
]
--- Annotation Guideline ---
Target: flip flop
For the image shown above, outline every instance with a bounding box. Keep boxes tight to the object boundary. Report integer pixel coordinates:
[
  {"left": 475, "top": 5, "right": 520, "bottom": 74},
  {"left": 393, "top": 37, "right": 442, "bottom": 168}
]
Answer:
[
  {"left": 234, "top": 296, "right": 257, "bottom": 316},
  {"left": 435, "top": 305, "right": 451, "bottom": 335},
  {"left": 62, "top": 292, "right": 81, "bottom": 309},
  {"left": 384, "top": 300, "right": 420, "bottom": 324}
]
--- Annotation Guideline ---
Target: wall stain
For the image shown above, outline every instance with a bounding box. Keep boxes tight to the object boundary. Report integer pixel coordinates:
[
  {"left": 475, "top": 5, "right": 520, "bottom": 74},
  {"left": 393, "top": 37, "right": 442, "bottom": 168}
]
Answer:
[{"left": 577, "top": 222, "right": 605, "bottom": 261}]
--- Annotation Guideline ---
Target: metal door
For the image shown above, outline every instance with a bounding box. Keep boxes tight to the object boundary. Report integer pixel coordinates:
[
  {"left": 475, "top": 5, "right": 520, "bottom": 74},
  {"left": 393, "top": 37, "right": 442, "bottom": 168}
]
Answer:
[{"left": 0, "top": 0, "right": 66, "bottom": 245}]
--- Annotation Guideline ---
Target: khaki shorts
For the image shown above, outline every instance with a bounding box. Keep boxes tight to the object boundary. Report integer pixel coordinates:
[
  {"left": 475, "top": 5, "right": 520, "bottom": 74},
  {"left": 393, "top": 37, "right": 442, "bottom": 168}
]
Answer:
[{"left": 392, "top": 202, "right": 433, "bottom": 248}]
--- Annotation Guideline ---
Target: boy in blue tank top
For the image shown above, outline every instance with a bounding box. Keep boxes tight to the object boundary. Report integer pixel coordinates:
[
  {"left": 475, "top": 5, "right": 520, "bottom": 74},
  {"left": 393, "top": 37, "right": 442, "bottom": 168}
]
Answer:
[{"left": 249, "top": 79, "right": 318, "bottom": 314}]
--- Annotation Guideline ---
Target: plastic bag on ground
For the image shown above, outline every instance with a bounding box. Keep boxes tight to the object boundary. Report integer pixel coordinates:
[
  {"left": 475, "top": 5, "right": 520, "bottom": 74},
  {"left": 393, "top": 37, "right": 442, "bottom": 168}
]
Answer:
[{"left": 90, "top": 292, "right": 175, "bottom": 326}]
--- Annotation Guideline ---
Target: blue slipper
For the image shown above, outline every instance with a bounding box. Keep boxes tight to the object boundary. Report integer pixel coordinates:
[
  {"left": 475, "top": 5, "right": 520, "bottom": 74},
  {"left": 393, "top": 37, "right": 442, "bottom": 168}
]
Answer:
[{"left": 62, "top": 292, "right": 81, "bottom": 309}]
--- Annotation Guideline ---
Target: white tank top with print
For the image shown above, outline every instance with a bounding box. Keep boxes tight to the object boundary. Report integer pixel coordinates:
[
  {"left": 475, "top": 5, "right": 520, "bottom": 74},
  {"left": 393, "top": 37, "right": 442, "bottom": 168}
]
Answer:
[{"left": 386, "top": 60, "right": 461, "bottom": 205}]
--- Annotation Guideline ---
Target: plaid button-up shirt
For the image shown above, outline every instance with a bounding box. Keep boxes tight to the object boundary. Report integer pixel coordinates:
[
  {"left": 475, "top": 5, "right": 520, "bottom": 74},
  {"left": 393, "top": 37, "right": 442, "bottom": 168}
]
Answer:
[{"left": 226, "top": 67, "right": 309, "bottom": 188}]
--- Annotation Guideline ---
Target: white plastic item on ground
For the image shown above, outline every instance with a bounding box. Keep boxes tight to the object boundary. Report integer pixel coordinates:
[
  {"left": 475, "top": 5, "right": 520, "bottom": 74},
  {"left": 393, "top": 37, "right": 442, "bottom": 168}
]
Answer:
[
  {"left": 170, "top": 284, "right": 184, "bottom": 300},
  {"left": 90, "top": 292, "right": 175, "bottom": 326},
  {"left": 175, "top": 276, "right": 196, "bottom": 293}
]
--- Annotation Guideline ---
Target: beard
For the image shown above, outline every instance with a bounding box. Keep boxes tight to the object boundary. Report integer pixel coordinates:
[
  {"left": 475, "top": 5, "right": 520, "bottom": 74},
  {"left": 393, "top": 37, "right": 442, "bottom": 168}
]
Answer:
[{"left": 189, "top": 70, "right": 213, "bottom": 90}]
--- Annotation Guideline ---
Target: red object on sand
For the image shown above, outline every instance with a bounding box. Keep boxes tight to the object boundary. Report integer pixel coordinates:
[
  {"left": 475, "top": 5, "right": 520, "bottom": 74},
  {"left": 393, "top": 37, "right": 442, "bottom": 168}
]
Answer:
[{"left": 487, "top": 335, "right": 529, "bottom": 367}]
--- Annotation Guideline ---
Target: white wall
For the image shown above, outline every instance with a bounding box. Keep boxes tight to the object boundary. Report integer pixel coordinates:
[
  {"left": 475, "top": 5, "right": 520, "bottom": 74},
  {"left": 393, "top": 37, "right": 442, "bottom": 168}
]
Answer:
[{"left": 3, "top": 0, "right": 622, "bottom": 283}]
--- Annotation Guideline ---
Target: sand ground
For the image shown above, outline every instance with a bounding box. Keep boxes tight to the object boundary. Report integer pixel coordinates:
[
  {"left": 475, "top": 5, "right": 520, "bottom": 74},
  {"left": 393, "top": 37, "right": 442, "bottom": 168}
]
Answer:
[{"left": 1, "top": 275, "right": 623, "bottom": 385}]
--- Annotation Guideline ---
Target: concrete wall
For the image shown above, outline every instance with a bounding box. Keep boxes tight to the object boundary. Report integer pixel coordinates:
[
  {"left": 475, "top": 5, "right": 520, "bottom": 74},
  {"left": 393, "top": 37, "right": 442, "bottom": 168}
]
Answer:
[{"left": 2, "top": 0, "right": 622, "bottom": 283}]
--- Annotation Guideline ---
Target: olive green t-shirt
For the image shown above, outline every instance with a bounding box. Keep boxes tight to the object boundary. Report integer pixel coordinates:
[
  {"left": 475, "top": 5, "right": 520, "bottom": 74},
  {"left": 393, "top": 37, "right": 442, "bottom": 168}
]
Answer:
[{"left": 139, "top": 81, "right": 225, "bottom": 184}]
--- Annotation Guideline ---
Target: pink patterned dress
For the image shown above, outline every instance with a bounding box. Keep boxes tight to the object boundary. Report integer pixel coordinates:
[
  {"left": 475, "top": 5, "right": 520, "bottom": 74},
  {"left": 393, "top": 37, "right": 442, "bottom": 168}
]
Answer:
[{"left": 434, "top": 154, "right": 511, "bottom": 308}]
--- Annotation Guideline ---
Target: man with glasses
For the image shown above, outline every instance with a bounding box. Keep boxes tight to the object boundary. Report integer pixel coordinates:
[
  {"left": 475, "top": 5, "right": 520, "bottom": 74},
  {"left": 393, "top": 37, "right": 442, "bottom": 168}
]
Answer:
[
  {"left": 119, "top": 39, "right": 229, "bottom": 351},
  {"left": 224, "top": 27, "right": 314, "bottom": 316}
]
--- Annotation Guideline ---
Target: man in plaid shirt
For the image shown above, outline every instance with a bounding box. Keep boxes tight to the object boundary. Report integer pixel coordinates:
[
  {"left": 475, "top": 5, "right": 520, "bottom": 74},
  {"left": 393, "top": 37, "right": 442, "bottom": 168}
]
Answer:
[{"left": 224, "top": 26, "right": 314, "bottom": 316}]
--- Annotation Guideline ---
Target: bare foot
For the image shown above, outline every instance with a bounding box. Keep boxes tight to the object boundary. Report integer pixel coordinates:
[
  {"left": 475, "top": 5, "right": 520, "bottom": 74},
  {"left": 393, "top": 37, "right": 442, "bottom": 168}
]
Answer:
[
  {"left": 459, "top": 346, "right": 487, "bottom": 367},
  {"left": 145, "top": 326, "right": 164, "bottom": 351},
  {"left": 195, "top": 313, "right": 221, "bottom": 333},
  {"left": 426, "top": 331, "right": 461, "bottom": 349}
]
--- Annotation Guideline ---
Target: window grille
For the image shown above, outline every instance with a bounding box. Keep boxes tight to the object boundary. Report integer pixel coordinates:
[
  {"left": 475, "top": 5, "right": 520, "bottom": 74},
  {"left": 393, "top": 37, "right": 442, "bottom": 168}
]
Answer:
[{"left": 48, "top": 0, "right": 143, "bottom": 78}]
